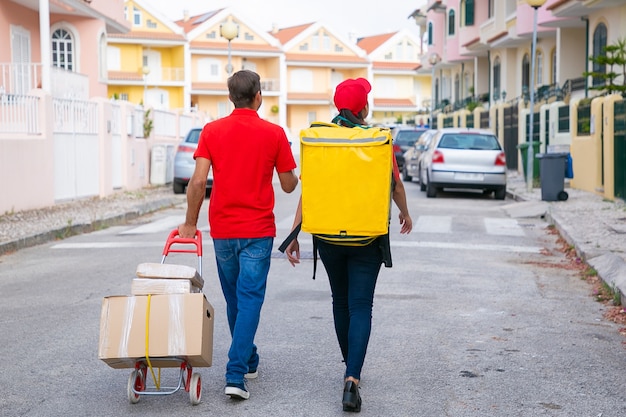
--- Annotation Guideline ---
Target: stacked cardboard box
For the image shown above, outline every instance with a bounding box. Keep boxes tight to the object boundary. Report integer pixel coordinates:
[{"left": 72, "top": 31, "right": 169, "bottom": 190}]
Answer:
[
  {"left": 98, "top": 262, "right": 213, "bottom": 369},
  {"left": 132, "top": 262, "right": 204, "bottom": 295}
]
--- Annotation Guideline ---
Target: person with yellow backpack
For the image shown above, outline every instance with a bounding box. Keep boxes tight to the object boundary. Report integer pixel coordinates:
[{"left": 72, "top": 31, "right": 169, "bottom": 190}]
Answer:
[{"left": 283, "top": 78, "right": 413, "bottom": 412}]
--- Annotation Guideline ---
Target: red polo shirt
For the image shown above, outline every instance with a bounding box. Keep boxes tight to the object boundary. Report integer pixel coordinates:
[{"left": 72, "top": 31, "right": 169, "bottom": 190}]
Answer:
[{"left": 194, "top": 108, "right": 296, "bottom": 239}]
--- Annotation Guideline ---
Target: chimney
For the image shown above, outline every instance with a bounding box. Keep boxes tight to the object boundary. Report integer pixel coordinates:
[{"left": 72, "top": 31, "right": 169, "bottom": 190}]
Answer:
[
  {"left": 271, "top": 23, "right": 279, "bottom": 34},
  {"left": 183, "top": 10, "right": 190, "bottom": 22}
]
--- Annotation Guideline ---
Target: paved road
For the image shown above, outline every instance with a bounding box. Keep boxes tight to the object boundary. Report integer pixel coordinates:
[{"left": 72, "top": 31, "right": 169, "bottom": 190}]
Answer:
[{"left": 1, "top": 185, "right": 625, "bottom": 416}]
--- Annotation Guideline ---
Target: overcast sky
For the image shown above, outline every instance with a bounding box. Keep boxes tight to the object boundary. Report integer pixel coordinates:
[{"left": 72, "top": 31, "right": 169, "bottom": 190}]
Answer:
[{"left": 148, "top": 0, "right": 427, "bottom": 41}]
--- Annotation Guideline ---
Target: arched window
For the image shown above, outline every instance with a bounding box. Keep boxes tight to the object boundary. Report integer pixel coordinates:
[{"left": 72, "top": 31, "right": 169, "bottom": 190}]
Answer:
[
  {"left": 493, "top": 56, "right": 501, "bottom": 100},
  {"left": 52, "top": 28, "right": 74, "bottom": 71},
  {"left": 522, "top": 53, "right": 530, "bottom": 93},
  {"left": 428, "top": 22, "right": 433, "bottom": 45},
  {"left": 448, "top": 10, "right": 455, "bottom": 36},
  {"left": 592, "top": 23, "right": 607, "bottom": 87}
]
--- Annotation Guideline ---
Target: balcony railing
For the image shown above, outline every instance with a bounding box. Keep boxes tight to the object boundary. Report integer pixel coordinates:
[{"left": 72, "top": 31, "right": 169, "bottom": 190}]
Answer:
[{"left": 0, "top": 63, "right": 88, "bottom": 99}]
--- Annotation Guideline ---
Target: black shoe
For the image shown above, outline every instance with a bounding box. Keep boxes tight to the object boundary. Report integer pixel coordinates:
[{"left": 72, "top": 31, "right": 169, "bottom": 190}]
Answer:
[{"left": 342, "top": 380, "right": 361, "bottom": 412}]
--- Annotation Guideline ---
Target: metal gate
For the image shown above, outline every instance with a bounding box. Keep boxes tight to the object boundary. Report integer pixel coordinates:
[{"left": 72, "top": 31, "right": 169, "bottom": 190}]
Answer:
[
  {"left": 614, "top": 100, "right": 626, "bottom": 199},
  {"left": 503, "top": 103, "right": 518, "bottom": 170}
]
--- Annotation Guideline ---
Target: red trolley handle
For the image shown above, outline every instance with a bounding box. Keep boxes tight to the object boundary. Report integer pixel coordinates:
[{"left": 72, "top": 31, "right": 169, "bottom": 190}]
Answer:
[{"left": 162, "top": 229, "right": 203, "bottom": 257}]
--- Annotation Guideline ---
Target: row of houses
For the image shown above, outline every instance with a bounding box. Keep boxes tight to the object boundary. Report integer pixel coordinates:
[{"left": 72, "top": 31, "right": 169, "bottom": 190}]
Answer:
[{"left": 1, "top": 0, "right": 625, "bottom": 215}]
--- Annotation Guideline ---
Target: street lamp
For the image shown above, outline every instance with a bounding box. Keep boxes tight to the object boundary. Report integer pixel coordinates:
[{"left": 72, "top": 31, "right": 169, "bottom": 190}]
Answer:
[
  {"left": 525, "top": 0, "right": 546, "bottom": 192},
  {"left": 429, "top": 52, "right": 441, "bottom": 127},
  {"left": 142, "top": 65, "right": 150, "bottom": 106},
  {"left": 220, "top": 20, "right": 239, "bottom": 76}
]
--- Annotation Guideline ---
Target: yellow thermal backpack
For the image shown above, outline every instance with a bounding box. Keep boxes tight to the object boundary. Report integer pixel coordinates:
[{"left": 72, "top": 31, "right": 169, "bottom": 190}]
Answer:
[{"left": 299, "top": 121, "right": 393, "bottom": 244}]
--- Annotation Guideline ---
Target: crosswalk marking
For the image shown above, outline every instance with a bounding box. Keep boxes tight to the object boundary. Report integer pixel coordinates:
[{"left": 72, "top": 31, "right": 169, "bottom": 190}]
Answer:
[
  {"left": 51, "top": 239, "right": 541, "bottom": 253},
  {"left": 414, "top": 215, "right": 452, "bottom": 234},
  {"left": 483, "top": 218, "right": 525, "bottom": 236},
  {"left": 120, "top": 216, "right": 184, "bottom": 235}
]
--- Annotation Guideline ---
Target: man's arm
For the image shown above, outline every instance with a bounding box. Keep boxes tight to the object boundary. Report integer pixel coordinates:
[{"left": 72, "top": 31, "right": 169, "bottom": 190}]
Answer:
[
  {"left": 178, "top": 157, "right": 211, "bottom": 238},
  {"left": 278, "top": 170, "right": 298, "bottom": 193}
]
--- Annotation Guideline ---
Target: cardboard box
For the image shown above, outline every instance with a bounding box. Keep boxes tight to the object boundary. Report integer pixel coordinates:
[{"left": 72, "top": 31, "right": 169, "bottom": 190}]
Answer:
[
  {"left": 98, "top": 293, "right": 213, "bottom": 369},
  {"left": 131, "top": 278, "right": 201, "bottom": 295},
  {"left": 136, "top": 263, "right": 204, "bottom": 289}
]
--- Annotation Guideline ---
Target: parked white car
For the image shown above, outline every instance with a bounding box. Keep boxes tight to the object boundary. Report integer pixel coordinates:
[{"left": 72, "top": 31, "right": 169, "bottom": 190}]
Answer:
[
  {"left": 419, "top": 128, "right": 507, "bottom": 199},
  {"left": 402, "top": 129, "right": 436, "bottom": 182}
]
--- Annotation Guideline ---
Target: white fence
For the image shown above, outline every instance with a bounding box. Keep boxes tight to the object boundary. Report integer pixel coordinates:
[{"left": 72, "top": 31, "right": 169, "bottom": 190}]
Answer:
[{"left": 0, "top": 91, "right": 208, "bottom": 213}]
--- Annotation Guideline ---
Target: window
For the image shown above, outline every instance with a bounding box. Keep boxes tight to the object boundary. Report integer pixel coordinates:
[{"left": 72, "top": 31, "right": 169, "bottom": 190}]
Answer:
[
  {"left": 146, "top": 19, "right": 157, "bottom": 29},
  {"left": 488, "top": 0, "right": 494, "bottom": 18},
  {"left": 124, "top": 6, "right": 128, "bottom": 21},
  {"left": 120, "top": 93, "right": 129, "bottom": 101},
  {"left": 323, "top": 34, "right": 331, "bottom": 51},
  {"left": 396, "top": 43, "right": 403, "bottom": 60},
  {"left": 448, "top": 10, "right": 455, "bottom": 36},
  {"left": 197, "top": 58, "right": 220, "bottom": 81},
  {"left": 244, "top": 32, "right": 254, "bottom": 41},
  {"left": 107, "top": 46, "right": 120, "bottom": 70},
  {"left": 493, "top": 57, "right": 501, "bottom": 99},
  {"left": 335, "top": 44, "right": 343, "bottom": 52},
  {"left": 464, "top": 72, "right": 471, "bottom": 97},
  {"left": 308, "top": 111, "right": 317, "bottom": 124},
  {"left": 463, "top": 0, "right": 474, "bottom": 26},
  {"left": 52, "top": 28, "right": 74, "bottom": 71},
  {"left": 312, "top": 35, "right": 319, "bottom": 50},
  {"left": 522, "top": 53, "right": 530, "bottom": 93},
  {"left": 205, "top": 31, "right": 216, "bottom": 39},
  {"left": 98, "top": 33, "right": 107, "bottom": 80},
  {"left": 428, "top": 22, "right": 433, "bottom": 45},
  {"left": 592, "top": 23, "right": 607, "bottom": 87},
  {"left": 290, "top": 69, "right": 313, "bottom": 92},
  {"left": 299, "top": 43, "right": 309, "bottom": 51},
  {"left": 133, "top": 7, "right": 141, "bottom": 26},
  {"left": 384, "top": 52, "right": 392, "bottom": 60},
  {"left": 536, "top": 50, "right": 543, "bottom": 85}
]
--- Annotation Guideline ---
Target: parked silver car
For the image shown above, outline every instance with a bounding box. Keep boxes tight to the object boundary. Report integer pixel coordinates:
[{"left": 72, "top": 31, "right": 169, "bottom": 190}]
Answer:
[
  {"left": 402, "top": 129, "right": 436, "bottom": 181},
  {"left": 173, "top": 127, "right": 213, "bottom": 194},
  {"left": 419, "top": 128, "right": 507, "bottom": 199}
]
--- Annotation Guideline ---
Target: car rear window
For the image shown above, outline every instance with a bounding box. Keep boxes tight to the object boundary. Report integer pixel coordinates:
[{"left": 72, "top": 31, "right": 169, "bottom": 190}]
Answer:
[
  {"left": 185, "top": 129, "right": 201, "bottom": 144},
  {"left": 394, "top": 130, "right": 426, "bottom": 146},
  {"left": 438, "top": 134, "right": 500, "bottom": 150}
]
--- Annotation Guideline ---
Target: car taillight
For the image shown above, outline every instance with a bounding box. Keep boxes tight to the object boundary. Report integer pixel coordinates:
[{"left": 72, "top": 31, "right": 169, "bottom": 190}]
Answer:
[
  {"left": 432, "top": 150, "right": 444, "bottom": 163},
  {"left": 178, "top": 145, "right": 196, "bottom": 153},
  {"left": 495, "top": 152, "right": 506, "bottom": 166},
  {"left": 393, "top": 144, "right": 402, "bottom": 154}
]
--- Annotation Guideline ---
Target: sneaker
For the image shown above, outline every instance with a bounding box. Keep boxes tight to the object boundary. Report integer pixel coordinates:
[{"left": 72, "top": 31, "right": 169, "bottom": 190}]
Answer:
[
  {"left": 225, "top": 382, "right": 249, "bottom": 400},
  {"left": 244, "top": 368, "right": 258, "bottom": 379}
]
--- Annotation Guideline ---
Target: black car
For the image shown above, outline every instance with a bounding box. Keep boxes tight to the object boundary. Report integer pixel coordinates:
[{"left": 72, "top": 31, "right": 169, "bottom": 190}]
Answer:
[{"left": 392, "top": 127, "right": 428, "bottom": 172}]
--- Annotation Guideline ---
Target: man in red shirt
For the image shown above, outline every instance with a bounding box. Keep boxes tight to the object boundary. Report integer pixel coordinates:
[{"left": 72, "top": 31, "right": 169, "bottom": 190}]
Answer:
[{"left": 179, "top": 70, "right": 298, "bottom": 400}]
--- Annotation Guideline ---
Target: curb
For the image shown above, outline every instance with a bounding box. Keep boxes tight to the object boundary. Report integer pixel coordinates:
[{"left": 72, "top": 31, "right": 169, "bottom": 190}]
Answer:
[
  {"left": 507, "top": 188, "right": 626, "bottom": 306},
  {"left": 0, "top": 197, "right": 182, "bottom": 257}
]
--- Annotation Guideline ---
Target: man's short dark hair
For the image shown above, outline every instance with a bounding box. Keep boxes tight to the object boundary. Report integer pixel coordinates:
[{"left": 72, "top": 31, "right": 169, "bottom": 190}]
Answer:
[{"left": 228, "top": 70, "right": 261, "bottom": 108}]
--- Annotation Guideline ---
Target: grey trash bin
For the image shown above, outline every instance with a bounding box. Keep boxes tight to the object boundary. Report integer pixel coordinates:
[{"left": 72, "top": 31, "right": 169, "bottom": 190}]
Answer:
[{"left": 536, "top": 153, "right": 569, "bottom": 201}]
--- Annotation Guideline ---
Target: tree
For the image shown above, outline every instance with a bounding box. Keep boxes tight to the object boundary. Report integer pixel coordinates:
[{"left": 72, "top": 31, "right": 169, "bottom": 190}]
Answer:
[{"left": 584, "top": 37, "right": 626, "bottom": 95}]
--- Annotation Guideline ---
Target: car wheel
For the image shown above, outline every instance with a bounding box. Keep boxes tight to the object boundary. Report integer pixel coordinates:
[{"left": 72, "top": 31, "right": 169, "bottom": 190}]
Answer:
[
  {"left": 426, "top": 175, "right": 437, "bottom": 198},
  {"left": 494, "top": 187, "right": 506, "bottom": 200},
  {"left": 419, "top": 167, "right": 426, "bottom": 191},
  {"left": 173, "top": 181, "right": 185, "bottom": 194},
  {"left": 402, "top": 168, "right": 412, "bottom": 182}
]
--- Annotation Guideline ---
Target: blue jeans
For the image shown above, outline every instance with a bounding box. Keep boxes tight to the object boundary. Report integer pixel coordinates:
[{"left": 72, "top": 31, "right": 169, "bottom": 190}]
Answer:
[
  {"left": 213, "top": 237, "right": 273, "bottom": 384},
  {"left": 316, "top": 238, "right": 382, "bottom": 381}
]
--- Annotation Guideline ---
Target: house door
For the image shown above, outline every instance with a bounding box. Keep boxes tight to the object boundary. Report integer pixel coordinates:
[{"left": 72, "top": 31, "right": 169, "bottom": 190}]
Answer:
[
  {"left": 10, "top": 25, "right": 31, "bottom": 94},
  {"left": 143, "top": 50, "right": 161, "bottom": 84},
  {"left": 614, "top": 100, "right": 626, "bottom": 199},
  {"left": 503, "top": 103, "right": 518, "bottom": 170}
]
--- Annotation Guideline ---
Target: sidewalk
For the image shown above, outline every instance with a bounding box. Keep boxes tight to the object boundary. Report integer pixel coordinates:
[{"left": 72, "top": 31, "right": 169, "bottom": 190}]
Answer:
[
  {"left": 505, "top": 171, "right": 626, "bottom": 301},
  {"left": 1, "top": 176, "right": 625, "bottom": 304}
]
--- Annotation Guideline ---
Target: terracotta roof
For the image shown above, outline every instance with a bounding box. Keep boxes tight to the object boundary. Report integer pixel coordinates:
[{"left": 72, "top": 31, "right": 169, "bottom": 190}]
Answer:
[
  {"left": 109, "top": 31, "right": 185, "bottom": 42},
  {"left": 487, "top": 31, "right": 508, "bottom": 44},
  {"left": 189, "top": 41, "right": 281, "bottom": 53},
  {"left": 191, "top": 82, "right": 228, "bottom": 91},
  {"left": 373, "top": 98, "right": 416, "bottom": 107},
  {"left": 285, "top": 53, "right": 368, "bottom": 64},
  {"left": 372, "top": 61, "right": 421, "bottom": 71},
  {"left": 356, "top": 33, "right": 396, "bottom": 54},
  {"left": 175, "top": 9, "right": 224, "bottom": 33},
  {"left": 287, "top": 92, "right": 331, "bottom": 101},
  {"left": 270, "top": 23, "right": 315, "bottom": 44},
  {"left": 547, "top": 0, "right": 572, "bottom": 11},
  {"left": 462, "top": 37, "right": 481, "bottom": 48}
]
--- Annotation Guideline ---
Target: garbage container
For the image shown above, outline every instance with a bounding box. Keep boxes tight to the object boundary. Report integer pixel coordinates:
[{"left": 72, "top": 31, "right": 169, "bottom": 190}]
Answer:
[
  {"left": 536, "top": 153, "right": 569, "bottom": 201},
  {"left": 517, "top": 141, "right": 541, "bottom": 180}
]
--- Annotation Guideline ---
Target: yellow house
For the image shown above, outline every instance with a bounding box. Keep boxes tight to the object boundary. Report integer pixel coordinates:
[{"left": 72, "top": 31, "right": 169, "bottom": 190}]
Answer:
[
  {"left": 177, "top": 8, "right": 283, "bottom": 123},
  {"left": 272, "top": 22, "right": 369, "bottom": 134},
  {"left": 357, "top": 29, "right": 430, "bottom": 126},
  {"left": 107, "top": 0, "right": 186, "bottom": 109}
]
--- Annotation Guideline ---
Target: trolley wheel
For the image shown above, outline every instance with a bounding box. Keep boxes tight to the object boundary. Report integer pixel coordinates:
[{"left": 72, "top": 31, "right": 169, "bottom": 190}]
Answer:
[
  {"left": 189, "top": 373, "right": 202, "bottom": 405},
  {"left": 127, "top": 369, "right": 144, "bottom": 404}
]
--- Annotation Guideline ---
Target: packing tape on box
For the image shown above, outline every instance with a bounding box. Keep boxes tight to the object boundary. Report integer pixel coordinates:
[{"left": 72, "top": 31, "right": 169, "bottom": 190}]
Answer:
[{"left": 168, "top": 295, "right": 186, "bottom": 355}]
